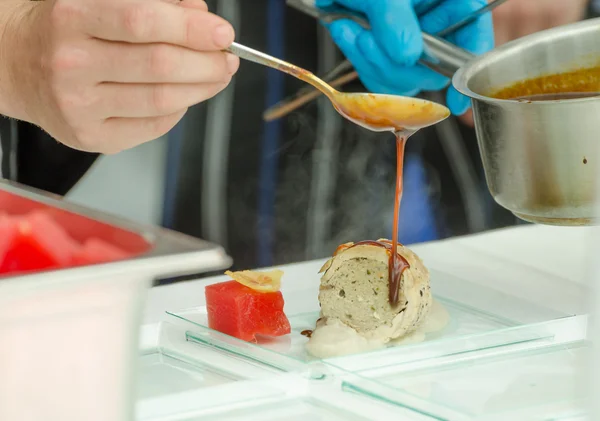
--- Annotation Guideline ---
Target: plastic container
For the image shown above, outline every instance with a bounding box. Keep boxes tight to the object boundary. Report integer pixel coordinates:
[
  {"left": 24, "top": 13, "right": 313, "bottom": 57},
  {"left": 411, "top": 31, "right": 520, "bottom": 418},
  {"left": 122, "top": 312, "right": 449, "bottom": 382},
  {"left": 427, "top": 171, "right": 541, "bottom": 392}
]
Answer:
[{"left": 0, "top": 180, "right": 232, "bottom": 421}]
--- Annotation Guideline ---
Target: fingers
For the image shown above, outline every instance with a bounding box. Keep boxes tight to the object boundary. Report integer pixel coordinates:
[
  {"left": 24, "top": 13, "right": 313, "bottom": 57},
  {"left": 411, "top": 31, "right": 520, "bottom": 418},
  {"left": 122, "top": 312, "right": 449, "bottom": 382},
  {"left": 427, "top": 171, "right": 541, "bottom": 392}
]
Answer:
[
  {"left": 100, "top": 109, "right": 188, "bottom": 154},
  {"left": 421, "top": 0, "right": 494, "bottom": 55},
  {"left": 355, "top": 30, "right": 448, "bottom": 92},
  {"left": 328, "top": 19, "right": 447, "bottom": 95},
  {"left": 73, "top": 0, "right": 235, "bottom": 50},
  {"left": 177, "top": 0, "right": 209, "bottom": 11},
  {"left": 321, "top": 0, "right": 423, "bottom": 66},
  {"left": 315, "top": 0, "right": 335, "bottom": 6},
  {"left": 365, "top": 0, "right": 423, "bottom": 66},
  {"left": 446, "top": 85, "right": 471, "bottom": 116},
  {"left": 89, "top": 40, "right": 239, "bottom": 83},
  {"left": 316, "top": 0, "right": 367, "bottom": 12},
  {"left": 98, "top": 82, "right": 229, "bottom": 118},
  {"left": 326, "top": 19, "right": 401, "bottom": 97},
  {"left": 418, "top": 0, "right": 493, "bottom": 116},
  {"left": 162, "top": 0, "right": 208, "bottom": 10}
]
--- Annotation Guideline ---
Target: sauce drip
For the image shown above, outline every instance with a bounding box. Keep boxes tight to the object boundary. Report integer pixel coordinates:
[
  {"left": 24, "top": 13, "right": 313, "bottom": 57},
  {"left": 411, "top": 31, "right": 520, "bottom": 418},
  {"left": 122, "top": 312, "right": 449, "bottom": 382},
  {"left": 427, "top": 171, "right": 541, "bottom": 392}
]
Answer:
[
  {"left": 333, "top": 135, "right": 410, "bottom": 307},
  {"left": 301, "top": 330, "right": 313, "bottom": 338},
  {"left": 390, "top": 134, "right": 408, "bottom": 306}
]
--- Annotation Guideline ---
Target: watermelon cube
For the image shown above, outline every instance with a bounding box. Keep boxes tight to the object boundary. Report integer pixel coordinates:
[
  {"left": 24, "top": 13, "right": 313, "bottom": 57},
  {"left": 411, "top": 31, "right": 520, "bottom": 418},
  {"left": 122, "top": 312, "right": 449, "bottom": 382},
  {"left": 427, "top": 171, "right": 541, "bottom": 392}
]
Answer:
[
  {"left": 205, "top": 281, "right": 291, "bottom": 342},
  {"left": 0, "top": 211, "right": 80, "bottom": 274},
  {"left": 71, "top": 238, "right": 129, "bottom": 266},
  {"left": 0, "top": 215, "right": 18, "bottom": 273}
]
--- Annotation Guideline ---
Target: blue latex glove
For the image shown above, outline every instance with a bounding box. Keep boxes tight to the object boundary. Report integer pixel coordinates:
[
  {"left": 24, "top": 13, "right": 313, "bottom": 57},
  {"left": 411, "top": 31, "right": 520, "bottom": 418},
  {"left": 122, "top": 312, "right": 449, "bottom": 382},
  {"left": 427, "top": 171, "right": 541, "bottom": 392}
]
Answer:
[{"left": 315, "top": 0, "right": 495, "bottom": 115}]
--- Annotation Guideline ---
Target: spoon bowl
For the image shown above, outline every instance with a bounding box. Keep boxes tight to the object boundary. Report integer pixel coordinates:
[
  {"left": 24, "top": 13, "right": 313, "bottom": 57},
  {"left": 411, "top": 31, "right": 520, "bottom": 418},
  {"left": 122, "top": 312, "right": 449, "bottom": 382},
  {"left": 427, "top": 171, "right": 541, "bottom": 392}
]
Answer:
[{"left": 332, "top": 92, "right": 451, "bottom": 133}]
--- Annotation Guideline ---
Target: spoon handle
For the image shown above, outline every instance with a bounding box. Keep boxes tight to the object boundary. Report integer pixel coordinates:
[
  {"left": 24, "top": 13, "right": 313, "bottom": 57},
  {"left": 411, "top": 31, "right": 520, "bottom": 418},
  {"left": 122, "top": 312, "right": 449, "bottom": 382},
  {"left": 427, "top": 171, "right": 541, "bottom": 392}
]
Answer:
[
  {"left": 225, "top": 42, "right": 289, "bottom": 70},
  {"left": 225, "top": 42, "right": 336, "bottom": 96}
]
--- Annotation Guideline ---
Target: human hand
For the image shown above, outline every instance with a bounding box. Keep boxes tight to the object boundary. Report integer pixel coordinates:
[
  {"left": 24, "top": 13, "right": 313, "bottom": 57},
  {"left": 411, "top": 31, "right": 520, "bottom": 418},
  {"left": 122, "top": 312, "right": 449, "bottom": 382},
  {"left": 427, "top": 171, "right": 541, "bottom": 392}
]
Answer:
[
  {"left": 3, "top": 0, "right": 238, "bottom": 154},
  {"left": 493, "top": 0, "right": 588, "bottom": 46},
  {"left": 315, "top": 0, "right": 495, "bottom": 116},
  {"left": 460, "top": 0, "right": 589, "bottom": 126}
]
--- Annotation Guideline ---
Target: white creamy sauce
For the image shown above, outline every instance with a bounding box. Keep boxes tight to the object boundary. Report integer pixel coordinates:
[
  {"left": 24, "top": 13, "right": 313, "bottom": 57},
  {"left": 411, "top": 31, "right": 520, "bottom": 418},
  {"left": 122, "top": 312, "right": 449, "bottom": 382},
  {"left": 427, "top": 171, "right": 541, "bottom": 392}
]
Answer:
[
  {"left": 306, "top": 300, "right": 450, "bottom": 358},
  {"left": 419, "top": 299, "right": 451, "bottom": 333},
  {"left": 305, "top": 319, "right": 385, "bottom": 358},
  {"left": 390, "top": 299, "right": 450, "bottom": 346}
]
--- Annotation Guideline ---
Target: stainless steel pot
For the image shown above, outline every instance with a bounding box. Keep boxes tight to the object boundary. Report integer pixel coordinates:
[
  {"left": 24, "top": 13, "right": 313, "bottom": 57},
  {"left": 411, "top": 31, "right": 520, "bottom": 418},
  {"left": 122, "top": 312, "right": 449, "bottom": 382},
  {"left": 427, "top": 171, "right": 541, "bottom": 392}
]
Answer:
[{"left": 453, "top": 18, "right": 600, "bottom": 226}]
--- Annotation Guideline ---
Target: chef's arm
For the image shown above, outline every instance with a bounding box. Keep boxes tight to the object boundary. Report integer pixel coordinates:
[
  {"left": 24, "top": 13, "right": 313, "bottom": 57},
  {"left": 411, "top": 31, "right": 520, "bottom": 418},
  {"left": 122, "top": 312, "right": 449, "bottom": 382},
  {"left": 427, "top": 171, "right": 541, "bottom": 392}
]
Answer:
[{"left": 0, "top": 1, "right": 96, "bottom": 195}]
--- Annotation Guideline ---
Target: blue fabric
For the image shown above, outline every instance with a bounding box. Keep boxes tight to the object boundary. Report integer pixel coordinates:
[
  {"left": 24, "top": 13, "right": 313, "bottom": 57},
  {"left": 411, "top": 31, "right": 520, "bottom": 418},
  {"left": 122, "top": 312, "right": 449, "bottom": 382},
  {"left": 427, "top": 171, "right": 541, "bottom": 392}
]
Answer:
[{"left": 315, "top": 0, "right": 495, "bottom": 115}]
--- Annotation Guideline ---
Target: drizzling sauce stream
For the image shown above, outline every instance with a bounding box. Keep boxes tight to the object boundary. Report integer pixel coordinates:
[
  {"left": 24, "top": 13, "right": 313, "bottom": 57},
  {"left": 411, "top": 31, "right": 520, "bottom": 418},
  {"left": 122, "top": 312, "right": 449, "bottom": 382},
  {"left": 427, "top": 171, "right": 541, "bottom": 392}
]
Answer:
[
  {"left": 391, "top": 134, "right": 408, "bottom": 305},
  {"left": 333, "top": 133, "right": 412, "bottom": 307}
]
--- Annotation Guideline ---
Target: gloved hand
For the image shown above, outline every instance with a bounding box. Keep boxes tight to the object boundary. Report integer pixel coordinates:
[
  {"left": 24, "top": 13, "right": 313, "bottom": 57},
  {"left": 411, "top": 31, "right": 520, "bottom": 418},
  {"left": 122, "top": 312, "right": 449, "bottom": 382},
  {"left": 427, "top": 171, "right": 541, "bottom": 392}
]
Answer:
[{"left": 315, "top": 0, "right": 495, "bottom": 115}]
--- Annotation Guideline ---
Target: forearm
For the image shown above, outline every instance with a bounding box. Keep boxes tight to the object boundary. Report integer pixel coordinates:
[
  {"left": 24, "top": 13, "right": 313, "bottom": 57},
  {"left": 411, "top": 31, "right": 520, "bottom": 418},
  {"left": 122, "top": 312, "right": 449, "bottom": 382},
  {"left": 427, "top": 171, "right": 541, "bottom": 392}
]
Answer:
[{"left": 0, "top": 1, "right": 37, "bottom": 121}]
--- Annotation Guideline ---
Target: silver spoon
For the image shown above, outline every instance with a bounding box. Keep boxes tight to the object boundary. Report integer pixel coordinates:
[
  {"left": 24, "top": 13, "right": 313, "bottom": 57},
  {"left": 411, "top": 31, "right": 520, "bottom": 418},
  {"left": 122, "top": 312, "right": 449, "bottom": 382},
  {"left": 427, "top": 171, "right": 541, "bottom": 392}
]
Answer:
[{"left": 225, "top": 42, "right": 450, "bottom": 133}]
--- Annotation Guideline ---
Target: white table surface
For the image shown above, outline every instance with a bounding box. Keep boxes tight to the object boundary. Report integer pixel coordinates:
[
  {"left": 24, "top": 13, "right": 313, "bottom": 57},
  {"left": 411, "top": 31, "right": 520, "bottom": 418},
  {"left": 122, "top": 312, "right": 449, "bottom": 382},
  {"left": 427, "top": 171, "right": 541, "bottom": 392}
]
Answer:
[
  {"left": 144, "top": 224, "right": 597, "bottom": 323},
  {"left": 142, "top": 224, "right": 597, "bottom": 420}
]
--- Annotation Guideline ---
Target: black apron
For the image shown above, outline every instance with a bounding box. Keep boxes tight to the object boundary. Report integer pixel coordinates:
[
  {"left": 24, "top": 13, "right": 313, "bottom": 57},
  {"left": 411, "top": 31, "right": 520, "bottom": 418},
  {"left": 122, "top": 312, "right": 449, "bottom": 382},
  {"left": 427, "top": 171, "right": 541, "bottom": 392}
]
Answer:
[{"left": 0, "top": 119, "right": 98, "bottom": 196}]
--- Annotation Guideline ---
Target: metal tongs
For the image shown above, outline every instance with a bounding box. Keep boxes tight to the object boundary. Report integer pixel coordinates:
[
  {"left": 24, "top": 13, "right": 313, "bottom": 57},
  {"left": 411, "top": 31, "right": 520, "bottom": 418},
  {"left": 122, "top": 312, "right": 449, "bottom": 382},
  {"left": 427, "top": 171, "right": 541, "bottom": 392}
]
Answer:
[{"left": 264, "top": 0, "right": 509, "bottom": 122}]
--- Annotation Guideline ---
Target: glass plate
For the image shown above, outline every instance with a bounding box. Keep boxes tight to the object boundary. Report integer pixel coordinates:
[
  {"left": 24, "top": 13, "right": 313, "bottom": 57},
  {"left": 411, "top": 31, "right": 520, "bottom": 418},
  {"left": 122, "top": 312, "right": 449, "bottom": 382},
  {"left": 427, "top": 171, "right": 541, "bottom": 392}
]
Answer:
[
  {"left": 136, "top": 365, "right": 424, "bottom": 421},
  {"left": 344, "top": 340, "right": 589, "bottom": 421},
  {"left": 167, "top": 269, "right": 577, "bottom": 371},
  {"left": 136, "top": 323, "right": 279, "bottom": 420},
  {"left": 137, "top": 351, "right": 238, "bottom": 400}
]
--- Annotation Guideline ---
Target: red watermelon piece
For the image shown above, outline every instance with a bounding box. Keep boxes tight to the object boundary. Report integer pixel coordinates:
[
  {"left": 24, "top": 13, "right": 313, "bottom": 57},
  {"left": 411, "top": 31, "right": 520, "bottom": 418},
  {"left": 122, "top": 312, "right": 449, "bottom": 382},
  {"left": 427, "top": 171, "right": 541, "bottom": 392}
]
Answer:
[
  {"left": 0, "top": 211, "right": 80, "bottom": 274},
  {"left": 205, "top": 280, "right": 291, "bottom": 342},
  {"left": 0, "top": 215, "right": 18, "bottom": 273},
  {"left": 72, "top": 238, "right": 129, "bottom": 266}
]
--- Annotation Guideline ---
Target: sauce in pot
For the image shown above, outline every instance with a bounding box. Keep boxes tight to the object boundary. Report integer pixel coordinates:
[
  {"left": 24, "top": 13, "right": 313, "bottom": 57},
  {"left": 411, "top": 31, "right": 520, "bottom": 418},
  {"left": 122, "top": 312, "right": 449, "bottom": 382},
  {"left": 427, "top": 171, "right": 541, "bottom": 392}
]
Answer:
[{"left": 491, "top": 66, "right": 600, "bottom": 100}]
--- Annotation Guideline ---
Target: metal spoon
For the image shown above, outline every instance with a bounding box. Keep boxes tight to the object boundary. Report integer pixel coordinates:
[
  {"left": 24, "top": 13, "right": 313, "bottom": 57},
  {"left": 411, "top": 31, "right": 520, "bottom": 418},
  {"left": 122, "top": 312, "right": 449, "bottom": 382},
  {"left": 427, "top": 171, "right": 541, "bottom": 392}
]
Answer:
[
  {"left": 225, "top": 42, "right": 450, "bottom": 133},
  {"left": 263, "top": 0, "right": 510, "bottom": 122}
]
